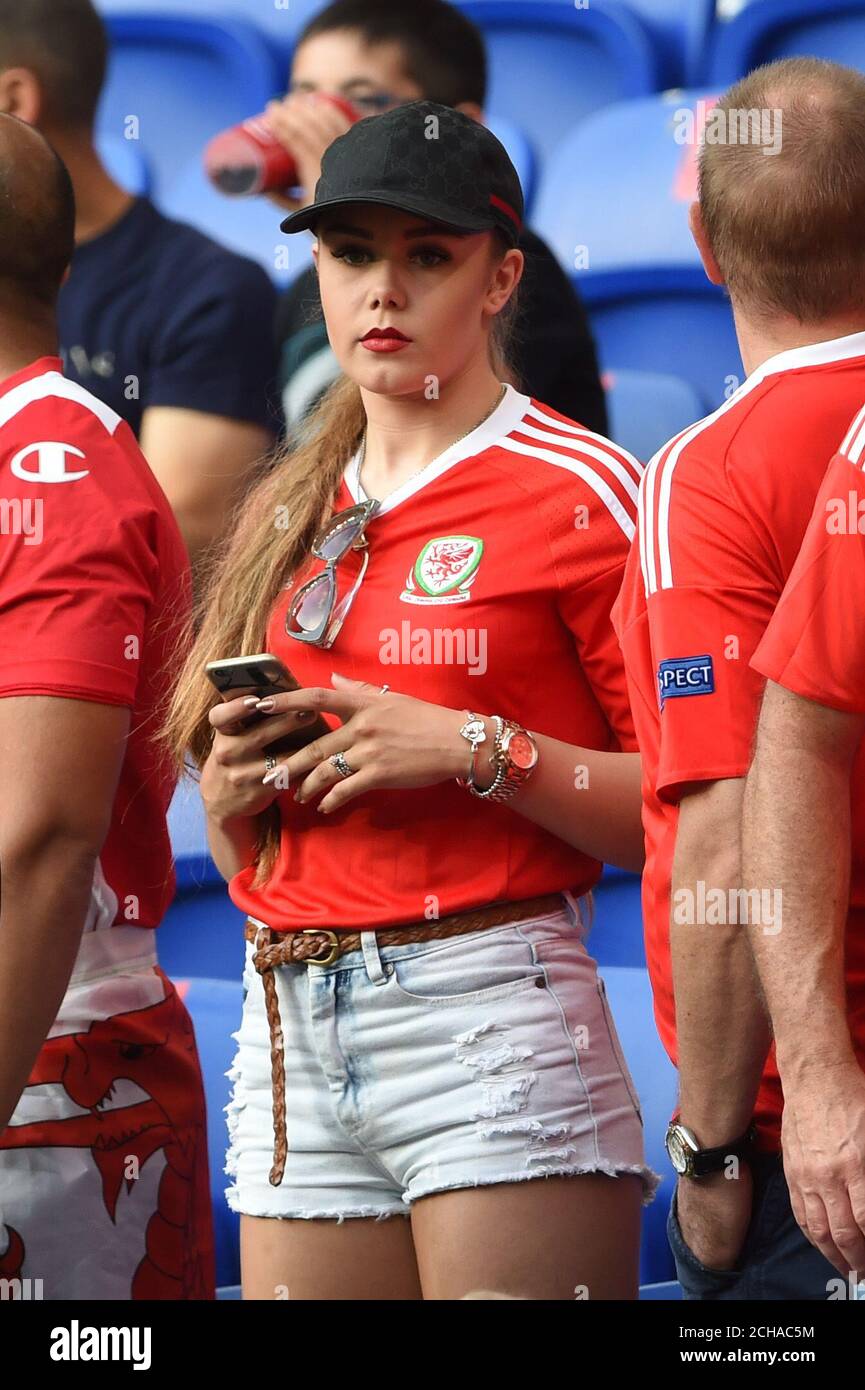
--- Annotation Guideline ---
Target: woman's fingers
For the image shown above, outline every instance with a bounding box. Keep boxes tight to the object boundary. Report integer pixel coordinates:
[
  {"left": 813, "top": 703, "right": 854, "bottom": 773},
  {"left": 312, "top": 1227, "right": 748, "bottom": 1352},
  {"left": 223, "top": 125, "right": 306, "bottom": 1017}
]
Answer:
[{"left": 251, "top": 686, "right": 364, "bottom": 720}]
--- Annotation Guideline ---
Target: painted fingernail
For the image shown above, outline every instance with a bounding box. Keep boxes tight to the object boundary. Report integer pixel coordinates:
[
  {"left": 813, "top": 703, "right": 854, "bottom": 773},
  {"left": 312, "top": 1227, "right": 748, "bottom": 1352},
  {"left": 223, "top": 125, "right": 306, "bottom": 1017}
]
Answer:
[
  {"left": 255, "top": 697, "right": 275, "bottom": 712},
  {"left": 296, "top": 710, "right": 313, "bottom": 720},
  {"left": 262, "top": 768, "right": 283, "bottom": 785},
  {"left": 243, "top": 697, "right": 260, "bottom": 708}
]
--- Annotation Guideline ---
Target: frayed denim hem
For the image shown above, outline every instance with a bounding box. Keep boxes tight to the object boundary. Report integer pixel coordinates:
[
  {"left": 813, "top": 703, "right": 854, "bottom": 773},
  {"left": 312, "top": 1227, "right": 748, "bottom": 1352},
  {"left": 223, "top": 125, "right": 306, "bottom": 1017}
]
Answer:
[{"left": 405, "top": 1160, "right": 663, "bottom": 1208}]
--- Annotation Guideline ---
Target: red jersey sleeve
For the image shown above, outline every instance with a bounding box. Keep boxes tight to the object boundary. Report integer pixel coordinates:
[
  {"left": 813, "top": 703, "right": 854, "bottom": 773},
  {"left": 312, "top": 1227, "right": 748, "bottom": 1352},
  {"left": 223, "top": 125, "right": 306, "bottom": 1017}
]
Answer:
[
  {"left": 0, "top": 399, "right": 159, "bottom": 705},
  {"left": 642, "top": 444, "right": 780, "bottom": 801},
  {"left": 752, "top": 449, "right": 865, "bottom": 714},
  {"left": 550, "top": 467, "right": 641, "bottom": 752}
]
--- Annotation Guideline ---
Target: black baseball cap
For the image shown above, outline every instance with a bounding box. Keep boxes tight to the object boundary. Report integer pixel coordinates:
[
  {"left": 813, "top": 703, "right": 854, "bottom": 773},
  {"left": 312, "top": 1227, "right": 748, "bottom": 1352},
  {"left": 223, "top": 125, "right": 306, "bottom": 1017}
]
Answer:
[{"left": 280, "top": 100, "right": 524, "bottom": 248}]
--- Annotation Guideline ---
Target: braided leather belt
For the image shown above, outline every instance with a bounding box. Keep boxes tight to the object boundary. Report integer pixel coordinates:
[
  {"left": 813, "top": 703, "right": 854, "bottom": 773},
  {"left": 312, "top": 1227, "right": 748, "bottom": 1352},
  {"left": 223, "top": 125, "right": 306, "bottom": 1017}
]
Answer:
[{"left": 244, "top": 891, "right": 566, "bottom": 1185}]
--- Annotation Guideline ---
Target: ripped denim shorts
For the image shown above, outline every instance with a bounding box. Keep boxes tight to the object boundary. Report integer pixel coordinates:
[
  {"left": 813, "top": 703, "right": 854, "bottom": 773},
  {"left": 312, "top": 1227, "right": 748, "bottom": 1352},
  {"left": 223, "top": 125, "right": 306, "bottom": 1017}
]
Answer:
[{"left": 224, "top": 891, "right": 661, "bottom": 1219}]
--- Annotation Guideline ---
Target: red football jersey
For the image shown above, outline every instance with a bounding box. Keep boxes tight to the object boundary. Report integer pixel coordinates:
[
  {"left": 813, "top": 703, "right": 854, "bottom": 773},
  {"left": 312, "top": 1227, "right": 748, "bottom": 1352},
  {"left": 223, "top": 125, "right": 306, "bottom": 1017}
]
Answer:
[
  {"left": 752, "top": 412, "right": 865, "bottom": 713},
  {"left": 612, "top": 331, "right": 865, "bottom": 1149},
  {"left": 0, "top": 356, "right": 191, "bottom": 929},
  {"left": 229, "top": 383, "right": 642, "bottom": 930}
]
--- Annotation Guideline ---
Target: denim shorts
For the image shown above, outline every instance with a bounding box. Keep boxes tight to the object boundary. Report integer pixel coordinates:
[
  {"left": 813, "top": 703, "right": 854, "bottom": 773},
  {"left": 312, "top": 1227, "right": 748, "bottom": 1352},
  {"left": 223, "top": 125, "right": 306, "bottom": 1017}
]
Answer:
[{"left": 224, "top": 893, "right": 661, "bottom": 1219}]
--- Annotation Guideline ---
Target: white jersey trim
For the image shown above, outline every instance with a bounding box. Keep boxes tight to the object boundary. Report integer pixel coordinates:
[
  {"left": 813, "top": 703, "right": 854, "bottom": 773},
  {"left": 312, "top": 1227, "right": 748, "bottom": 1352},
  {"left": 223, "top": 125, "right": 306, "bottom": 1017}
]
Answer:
[
  {"left": 641, "top": 328, "right": 865, "bottom": 597},
  {"left": 497, "top": 434, "right": 636, "bottom": 541},
  {"left": 0, "top": 369, "right": 122, "bottom": 437},
  {"left": 343, "top": 381, "right": 532, "bottom": 516}
]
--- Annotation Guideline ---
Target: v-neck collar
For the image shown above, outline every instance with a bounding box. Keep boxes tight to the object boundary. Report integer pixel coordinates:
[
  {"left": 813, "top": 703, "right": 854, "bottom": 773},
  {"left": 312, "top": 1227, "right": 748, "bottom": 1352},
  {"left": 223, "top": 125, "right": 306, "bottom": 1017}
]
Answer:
[{"left": 342, "top": 381, "right": 531, "bottom": 516}]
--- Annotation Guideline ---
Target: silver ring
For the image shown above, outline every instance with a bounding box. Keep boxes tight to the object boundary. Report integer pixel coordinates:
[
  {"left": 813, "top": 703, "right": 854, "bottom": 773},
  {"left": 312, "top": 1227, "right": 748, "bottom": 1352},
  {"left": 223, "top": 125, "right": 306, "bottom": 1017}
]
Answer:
[
  {"left": 264, "top": 754, "right": 277, "bottom": 773},
  {"left": 330, "top": 751, "right": 353, "bottom": 779},
  {"left": 380, "top": 684, "right": 389, "bottom": 695}
]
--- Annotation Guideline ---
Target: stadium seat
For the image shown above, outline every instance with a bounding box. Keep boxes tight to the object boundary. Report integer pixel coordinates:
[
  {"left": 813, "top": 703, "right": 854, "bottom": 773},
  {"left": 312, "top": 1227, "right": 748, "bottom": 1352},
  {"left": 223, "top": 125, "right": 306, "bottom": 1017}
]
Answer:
[
  {"left": 96, "top": 131, "right": 153, "bottom": 195},
  {"left": 710, "top": 0, "right": 865, "bottom": 84},
  {"left": 177, "top": 977, "right": 244, "bottom": 1289},
  {"left": 623, "top": 0, "right": 716, "bottom": 86},
  {"left": 601, "top": 965, "right": 678, "bottom": 1285},
  {"left": 533, "top": 91, "right": 744, "bottom": 412},
  {"left": 485, "top": 115, "right": 537, "bottom": 215},
  {"left": 160, "top": 155, "right": 315, "bottom": 285},
  {"left": 160, "top": 778, "right": 247, "bottom": 981},
  {"left": 604, "top": 368, "right": 705, "bottom": 463},
  {"left": 99, "top": 15, "right": 284, "bottom": 195},
  {"left": 586, "top": 865, "right": 646, "bottom": 970},
  {"left": 458, "top": 2, "right": 660, "bottom": 164}
]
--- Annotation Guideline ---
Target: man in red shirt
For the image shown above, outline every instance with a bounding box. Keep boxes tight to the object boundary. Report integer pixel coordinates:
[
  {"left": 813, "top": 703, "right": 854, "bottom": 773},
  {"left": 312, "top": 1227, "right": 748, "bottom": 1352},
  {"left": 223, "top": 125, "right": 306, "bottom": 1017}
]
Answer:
[
  {"left": 613, "top": 56, "right": 865, "bottom": 1298},
  {"left": 743, "top": 417, "right": 865, "bottom": 1281},
  {"left": 0, "top": 113, "right": 214, "bottom": 1298}
]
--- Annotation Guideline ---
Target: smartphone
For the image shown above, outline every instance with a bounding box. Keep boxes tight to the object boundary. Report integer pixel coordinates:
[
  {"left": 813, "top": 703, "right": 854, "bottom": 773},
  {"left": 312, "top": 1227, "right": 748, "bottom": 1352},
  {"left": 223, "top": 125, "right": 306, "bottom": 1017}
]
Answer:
[{"left": 205, "top": 652, "right": 330, "bottom": 756}]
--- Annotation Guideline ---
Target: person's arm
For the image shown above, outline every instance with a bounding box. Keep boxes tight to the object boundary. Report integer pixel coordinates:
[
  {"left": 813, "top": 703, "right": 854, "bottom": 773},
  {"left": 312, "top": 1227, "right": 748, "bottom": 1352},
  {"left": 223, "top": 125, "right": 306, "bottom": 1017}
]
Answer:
[
  {"left": 672, "top": 778, "right": 771, "bottom": 1141},
  {"left": 140, "top": 407, "right": 272, "bottom": 571},
  {"left": 206, "top": 812, "right": 260, "bottom": 884},
  {"left": 0, "top": 697, "right": 128, "bottom": 1132},
  {"left": 743, "top": 682, "right": 865, "bottom": 1274},
  {"left": 141, "top": 253, "right": 281, "bottom": 576}
]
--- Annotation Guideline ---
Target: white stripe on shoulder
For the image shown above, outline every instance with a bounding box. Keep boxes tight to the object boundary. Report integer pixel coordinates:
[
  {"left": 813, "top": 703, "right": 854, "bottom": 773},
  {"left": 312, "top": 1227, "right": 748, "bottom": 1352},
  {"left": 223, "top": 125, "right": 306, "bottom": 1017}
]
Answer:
[
  {"left": 0, "top": 369, "right": 122, "bottom": 435},
  {"left": 522, "top": 408, "right": 645, "bottom": 508},
  {"left": 497, "top": 434, "right": 636, "bottom": 541},
  {"left": 646, "top": 376, "right": 773, "bottom": 596},
  {"left": 839, "top": 402, "right": 865, "bottom": 460},
  {"left": 524, "top": 402, "right": 644, "bottom": 484}
]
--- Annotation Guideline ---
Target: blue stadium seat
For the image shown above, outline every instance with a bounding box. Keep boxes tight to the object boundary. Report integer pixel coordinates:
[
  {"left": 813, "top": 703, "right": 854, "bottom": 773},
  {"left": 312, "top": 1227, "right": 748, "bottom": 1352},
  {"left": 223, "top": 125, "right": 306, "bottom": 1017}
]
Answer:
[
  {"left": 587, "top": 865, "right": 646, "bottom": 969},
  {"left": 601, "top": 965, "right": 678, "bottom": 1284},
  {"left": 533, "top": 91, "right": 744, "bottom": 412},
  {"left": 160, "top": 778, "right": 247, "bottom": 982},
  {"left": 623, "top": 0, "right": 716, "bottom": 86},
  {"left": 604, "top": 368, "right": 705, "bottom": 463},
  {"left": 178, "top": 977, "right": 244, "bottom": 1289},
  {"left": 710, "top": 0, "right": 865, "bottom": 84},
  {"left": 458, "top": 2, "right": 660, "bottom": 164},
  {"left": 160, "top": 156, "right": 315, "bottom": 286},
  {"left": 485, "top": 115, "right": 536, "bottom": 215},
  {"left": 96, "top": 131, "right": 153, "bottom": 195},
  {"left": 99, "top": 15, "right": 283, "bottom": 195}
]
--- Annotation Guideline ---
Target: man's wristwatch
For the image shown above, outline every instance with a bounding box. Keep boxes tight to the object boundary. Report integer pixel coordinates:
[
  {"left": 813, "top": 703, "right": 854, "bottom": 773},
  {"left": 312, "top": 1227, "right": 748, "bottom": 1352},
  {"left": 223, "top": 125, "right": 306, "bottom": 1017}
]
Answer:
[{"left": 665, "top": 1121, "right": 757, "bottom": 1179}]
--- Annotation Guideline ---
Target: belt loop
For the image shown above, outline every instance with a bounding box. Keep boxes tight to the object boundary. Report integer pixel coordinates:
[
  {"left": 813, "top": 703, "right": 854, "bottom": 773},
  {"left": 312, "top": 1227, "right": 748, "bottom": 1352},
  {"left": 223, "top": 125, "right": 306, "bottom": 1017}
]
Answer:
[
  {"left": 561, "top": 888, "right": 584, "bottom": 933},
  {"left": 361, "top": 930, "right": 388, "bottom": 985}
]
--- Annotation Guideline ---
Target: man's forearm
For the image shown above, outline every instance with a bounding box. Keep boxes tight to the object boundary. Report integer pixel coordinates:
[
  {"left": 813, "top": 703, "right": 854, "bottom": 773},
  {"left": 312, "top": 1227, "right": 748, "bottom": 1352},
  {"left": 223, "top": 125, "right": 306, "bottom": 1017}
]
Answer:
[
  {"left": 671, "top": 787, "right": 771, "bottom": 1143},
  {"left": 0, "top": 840, "right": 97, "bottom": 1131},
  {"left": 742, "top": 698, "right": 855, "bottom": 1084}
]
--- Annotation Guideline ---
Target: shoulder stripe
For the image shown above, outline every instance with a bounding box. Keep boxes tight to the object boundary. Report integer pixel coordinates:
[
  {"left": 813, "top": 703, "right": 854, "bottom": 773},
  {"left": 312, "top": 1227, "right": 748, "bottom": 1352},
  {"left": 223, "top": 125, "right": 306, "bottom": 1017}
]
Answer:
[
  {"left": 839, "top": 402, "right": 865, "bottom": 460},
  {"left": 843, "top": 405, "right": 865, "bottom": 466},
  {"left": 0, "top": 370, "right": 122, "bottom": 436},
  {"left": 643, "top": 379, "right": 768, "bottom": 596},
  {"left": 497, "top": 435, "right": 636, "bottom": 540},
  {"left": 524, "top": 401, "right": 644, "bottom": 484},
  {"left": 512, "top": 418, "right": 641, "bottom": 508}
]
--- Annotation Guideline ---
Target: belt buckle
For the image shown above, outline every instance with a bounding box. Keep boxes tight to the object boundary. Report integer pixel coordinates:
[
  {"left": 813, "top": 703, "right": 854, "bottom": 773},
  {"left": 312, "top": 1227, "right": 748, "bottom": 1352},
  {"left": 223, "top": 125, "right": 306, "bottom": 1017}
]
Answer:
[{"left": 300, "top": 928, "right": 340, "bottom": 967}]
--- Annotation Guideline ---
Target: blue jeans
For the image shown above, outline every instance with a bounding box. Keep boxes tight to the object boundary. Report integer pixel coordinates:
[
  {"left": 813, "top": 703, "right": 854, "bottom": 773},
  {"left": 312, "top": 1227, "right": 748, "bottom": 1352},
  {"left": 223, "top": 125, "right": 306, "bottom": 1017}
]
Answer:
[{"left": 667, "top": 1151, "right": 841, "bottom": 1299}]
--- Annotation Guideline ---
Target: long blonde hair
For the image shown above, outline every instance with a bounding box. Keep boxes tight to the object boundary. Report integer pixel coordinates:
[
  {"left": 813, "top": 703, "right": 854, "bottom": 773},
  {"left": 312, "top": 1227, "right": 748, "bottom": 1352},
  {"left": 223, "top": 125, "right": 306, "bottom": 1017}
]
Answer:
[{"left": 160, "top": 237, "right": 522, "bottom": 888}]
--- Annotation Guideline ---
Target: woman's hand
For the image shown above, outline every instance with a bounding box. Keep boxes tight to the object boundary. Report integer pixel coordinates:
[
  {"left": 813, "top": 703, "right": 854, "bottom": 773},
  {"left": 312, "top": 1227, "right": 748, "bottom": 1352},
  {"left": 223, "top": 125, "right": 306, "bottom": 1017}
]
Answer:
[
  {"left": 254, "top": 672, "right": 480, "bottom": 813},
  {"left": 200, "top": 693, "right": 325, "bottom": 822}
]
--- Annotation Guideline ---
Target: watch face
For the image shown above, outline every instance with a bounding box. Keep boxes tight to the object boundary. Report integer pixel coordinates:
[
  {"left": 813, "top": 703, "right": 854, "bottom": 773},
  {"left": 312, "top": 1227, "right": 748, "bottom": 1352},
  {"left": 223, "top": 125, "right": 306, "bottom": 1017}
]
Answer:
[
  {"left": 508, "top": 731, "right": 538, "bottom": 771},
  {"left": 666, "top": 1128, "right": 689, "bottom": 1175}
]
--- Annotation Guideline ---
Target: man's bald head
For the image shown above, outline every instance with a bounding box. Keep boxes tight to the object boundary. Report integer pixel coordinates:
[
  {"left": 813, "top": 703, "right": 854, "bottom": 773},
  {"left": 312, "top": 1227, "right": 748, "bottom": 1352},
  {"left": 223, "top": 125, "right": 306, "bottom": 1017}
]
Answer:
[
  {"left": 699, "top": 58, "right": 865, "bottom": 322},
  {"left": 0, "top": 113, "right": 74, "bottom": 308}
]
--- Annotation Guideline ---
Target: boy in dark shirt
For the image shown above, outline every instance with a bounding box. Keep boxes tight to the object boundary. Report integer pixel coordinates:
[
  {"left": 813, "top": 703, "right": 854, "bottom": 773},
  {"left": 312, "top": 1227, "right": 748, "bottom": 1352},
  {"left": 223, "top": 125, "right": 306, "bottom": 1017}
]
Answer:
[
  {"left": 0, "top": 0, "right": 280, "bottom": 574},
  {"left": 265, "top": 0, "right": 608, "bottom": 437}
]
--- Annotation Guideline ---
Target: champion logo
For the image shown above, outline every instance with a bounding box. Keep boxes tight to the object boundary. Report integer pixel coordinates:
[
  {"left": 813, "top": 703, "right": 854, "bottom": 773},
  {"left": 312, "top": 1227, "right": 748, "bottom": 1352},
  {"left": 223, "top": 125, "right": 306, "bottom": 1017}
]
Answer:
[
  {"left": 400, "top": 535, "right": 484, "bottom": 605},
  {"left": 10, "top": 441, "right": 89, "bottom": 484}
]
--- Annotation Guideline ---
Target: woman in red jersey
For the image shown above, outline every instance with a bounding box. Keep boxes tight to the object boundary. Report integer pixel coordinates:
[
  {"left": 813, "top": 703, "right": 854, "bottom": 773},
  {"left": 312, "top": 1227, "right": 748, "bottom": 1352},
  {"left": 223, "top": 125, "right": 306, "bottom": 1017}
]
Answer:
[{"left": 163, "top": 102, "right": 657, "bottom": 1300}]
